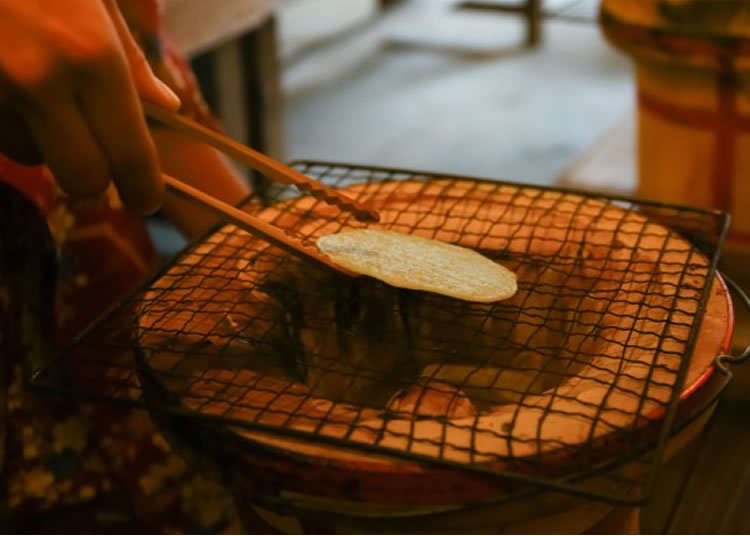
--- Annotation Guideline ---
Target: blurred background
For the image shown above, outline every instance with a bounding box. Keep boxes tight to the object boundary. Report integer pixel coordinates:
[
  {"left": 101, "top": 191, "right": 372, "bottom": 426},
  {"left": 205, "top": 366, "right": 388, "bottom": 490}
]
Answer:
[
  {"left": 168, "top": 0, "right": 631, "bottom": 189},
  {"left": 155, "top": 0, "right": 635, "bottom": 252}
]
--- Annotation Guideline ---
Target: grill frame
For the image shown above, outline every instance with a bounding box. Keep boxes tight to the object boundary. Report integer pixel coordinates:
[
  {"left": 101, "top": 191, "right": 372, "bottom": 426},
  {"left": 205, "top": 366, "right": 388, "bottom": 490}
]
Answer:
[{"left": 29, "top": 161, "right": 734, "bottom": 507}]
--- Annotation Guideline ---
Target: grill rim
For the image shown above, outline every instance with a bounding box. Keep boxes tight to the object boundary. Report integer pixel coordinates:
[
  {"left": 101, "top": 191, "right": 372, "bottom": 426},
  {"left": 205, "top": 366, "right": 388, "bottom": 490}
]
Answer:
[{"left": 28, "top": 160, "right": 734, "bottom": 507}]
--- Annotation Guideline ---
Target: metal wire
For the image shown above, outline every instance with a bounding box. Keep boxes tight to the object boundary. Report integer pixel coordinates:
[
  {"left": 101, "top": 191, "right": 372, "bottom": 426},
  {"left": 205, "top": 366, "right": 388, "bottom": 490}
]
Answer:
[{"left": 31, "top": 162, "right": 730, "bottom": 505}]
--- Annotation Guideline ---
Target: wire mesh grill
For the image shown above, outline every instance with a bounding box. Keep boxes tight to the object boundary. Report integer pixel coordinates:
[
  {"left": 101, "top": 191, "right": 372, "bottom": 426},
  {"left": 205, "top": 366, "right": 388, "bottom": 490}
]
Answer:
[{"left": 31, "top": 162, "right": 729, "bottom": 506}]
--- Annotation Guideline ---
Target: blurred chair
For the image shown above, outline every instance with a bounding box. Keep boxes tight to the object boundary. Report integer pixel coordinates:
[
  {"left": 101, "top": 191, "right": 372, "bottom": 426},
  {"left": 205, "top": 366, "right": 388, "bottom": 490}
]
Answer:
[
  {"left": 387, "top": 1, "right": 596, "bottom": 53},
  {"left": 457, "top": 0, "right": 542, "bottom": 46},
  {"left": 374, "top": 0, "right": 546, "bottom": 55}
]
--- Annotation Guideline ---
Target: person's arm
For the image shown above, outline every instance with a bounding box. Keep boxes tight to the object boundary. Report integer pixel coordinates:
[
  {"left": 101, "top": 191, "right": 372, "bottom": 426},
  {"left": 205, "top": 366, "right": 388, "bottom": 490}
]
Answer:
[{"left": 151, "top": 127, "right": 251, "bottom": 239}]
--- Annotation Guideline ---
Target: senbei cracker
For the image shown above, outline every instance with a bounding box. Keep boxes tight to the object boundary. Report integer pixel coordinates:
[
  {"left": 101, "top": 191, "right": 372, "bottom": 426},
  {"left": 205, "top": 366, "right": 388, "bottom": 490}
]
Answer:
[{"left": 316, "top": 229, "right": 517, "bottom": 303}]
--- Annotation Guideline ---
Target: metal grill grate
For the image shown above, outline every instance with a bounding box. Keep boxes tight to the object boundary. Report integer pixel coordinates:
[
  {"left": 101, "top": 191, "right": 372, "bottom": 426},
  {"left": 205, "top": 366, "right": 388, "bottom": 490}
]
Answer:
[{"left": 31, "top": 162, "right": 730, "bottom": 506}]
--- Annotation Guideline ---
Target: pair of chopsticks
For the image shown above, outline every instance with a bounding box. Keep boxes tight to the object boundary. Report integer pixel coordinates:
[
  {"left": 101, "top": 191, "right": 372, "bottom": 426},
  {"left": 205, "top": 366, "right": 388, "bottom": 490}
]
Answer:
[{"left": 143, "top": 101, "right": 377, "bottom": 274}]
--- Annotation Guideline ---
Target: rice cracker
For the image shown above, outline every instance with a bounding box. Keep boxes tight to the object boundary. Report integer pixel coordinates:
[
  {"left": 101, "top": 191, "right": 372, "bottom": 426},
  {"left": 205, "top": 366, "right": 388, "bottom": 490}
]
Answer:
[{"left": 316, "top": 229, "right": 517, "bottom": 303}]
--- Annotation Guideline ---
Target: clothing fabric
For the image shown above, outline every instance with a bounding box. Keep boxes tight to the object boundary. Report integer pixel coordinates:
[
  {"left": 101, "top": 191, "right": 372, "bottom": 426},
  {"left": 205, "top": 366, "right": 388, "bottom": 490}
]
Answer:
[{"left": 0, "top": 2, "right": 257, "bottom": 531}]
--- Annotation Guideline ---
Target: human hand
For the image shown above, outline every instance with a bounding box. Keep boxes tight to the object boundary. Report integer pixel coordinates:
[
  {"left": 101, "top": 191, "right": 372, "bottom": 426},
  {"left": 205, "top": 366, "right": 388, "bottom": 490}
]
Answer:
[{"left": 0, "top": 0, "right": 181, "bottom": 214}]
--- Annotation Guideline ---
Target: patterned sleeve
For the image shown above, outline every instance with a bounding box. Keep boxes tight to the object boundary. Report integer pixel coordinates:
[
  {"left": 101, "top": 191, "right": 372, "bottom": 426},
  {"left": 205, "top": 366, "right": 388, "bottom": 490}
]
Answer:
[{"left": 2, "top": 2, "right": 251, "bottom": 532}]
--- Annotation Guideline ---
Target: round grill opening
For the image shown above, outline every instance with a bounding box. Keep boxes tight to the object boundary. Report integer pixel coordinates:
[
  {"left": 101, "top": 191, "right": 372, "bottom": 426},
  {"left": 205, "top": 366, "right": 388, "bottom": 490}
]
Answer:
[{"left": 136, "top": 178, "right": 714, "bottom": 466}]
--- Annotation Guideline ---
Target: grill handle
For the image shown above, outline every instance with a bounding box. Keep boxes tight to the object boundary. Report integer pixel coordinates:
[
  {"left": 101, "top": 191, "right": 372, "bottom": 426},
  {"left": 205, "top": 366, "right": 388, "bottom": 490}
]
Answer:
[{"left": 715, "top": 274, "right": 750, "bottom": 373}]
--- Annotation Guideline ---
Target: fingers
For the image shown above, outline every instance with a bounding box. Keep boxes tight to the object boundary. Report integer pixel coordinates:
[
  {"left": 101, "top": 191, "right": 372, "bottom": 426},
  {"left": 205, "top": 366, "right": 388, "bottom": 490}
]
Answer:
[
  {"left": 103, "top": 0, "right": 181, "bottom": 112},
  {"left": 66, "top": 0, "right": 172, "bottom": 214},
  {"left": 0, "top": 0, "right": 174, "bottom": 213},
  {"left": 66, "top": 4, "right": 165, "bottom": 215},
  {"left": 2, "top": 64, "right": 163, "bottom": 214},
  {"left": 24, "top": 89, "right": 111, "bottom": 200},
  {"left": 76, "top": 53, "right": 165, "bottom": 214}
]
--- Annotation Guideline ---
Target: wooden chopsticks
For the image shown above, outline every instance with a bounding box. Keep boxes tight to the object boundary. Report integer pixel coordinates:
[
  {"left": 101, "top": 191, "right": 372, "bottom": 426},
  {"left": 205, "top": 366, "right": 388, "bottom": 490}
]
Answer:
[
  {"left": 162, "top": 173, "right": 356, "bottom": 275},
  {"left": 143, "top": 100, "right": 379, "bottom": 223}
]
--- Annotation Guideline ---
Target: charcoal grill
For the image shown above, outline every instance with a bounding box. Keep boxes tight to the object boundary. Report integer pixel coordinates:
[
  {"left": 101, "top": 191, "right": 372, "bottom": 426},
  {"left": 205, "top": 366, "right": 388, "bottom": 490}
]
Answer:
[{"left": 30, "top": 162, "right": 749, "bottom": 532}]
